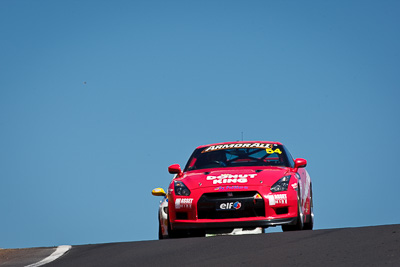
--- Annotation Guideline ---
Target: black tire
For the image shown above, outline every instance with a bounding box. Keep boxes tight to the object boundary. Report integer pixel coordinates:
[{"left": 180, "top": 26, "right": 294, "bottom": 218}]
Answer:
[
  {"left": 282, "top": 188, "right": 304, "bottom": 232},
  {"left": 167, "top": 217, "right": 187, "bottom": 238},
  {"left": 167, "top": 217, "right": 204, "bottom": 238},
  {"left": 158, "top": 218, "right": 163, "bottom": 240},
  {"left": 303, "top": 185, "right": 314, "bottom": 230},
  {"left": 167, "top": 217, "right": 176, "bottom": 238},
  {"left": 190, "top": 229, "right": 206, "bottom": 238}
]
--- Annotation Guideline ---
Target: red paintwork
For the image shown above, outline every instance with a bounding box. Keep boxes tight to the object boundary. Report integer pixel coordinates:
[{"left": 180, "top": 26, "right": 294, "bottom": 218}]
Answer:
[
  {"left": 166, "top": 141, "right": 312, "bottom": 231},
  {"left": 294, "top": 158, "right": 307, "bottom": 168},
  {"left": 168, "top": 164, "right": 183, "bottom": 176}
]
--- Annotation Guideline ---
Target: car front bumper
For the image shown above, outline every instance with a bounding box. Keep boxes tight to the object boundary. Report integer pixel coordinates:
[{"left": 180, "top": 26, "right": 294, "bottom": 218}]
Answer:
[{"left": 172, "top": 217, "right": 297, "bottom": 230}]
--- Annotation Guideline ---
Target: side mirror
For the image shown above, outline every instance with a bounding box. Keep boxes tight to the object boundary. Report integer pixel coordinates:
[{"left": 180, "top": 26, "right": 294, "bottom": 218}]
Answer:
[
  {"left": 294, "top": 158, "right": 307, "bottom": 168},
  {"left": 152, "top": 188, "right": 166, "bottom": 196},
  {"left": 168, "top": 164, "right": 183, "bottom": 176}
]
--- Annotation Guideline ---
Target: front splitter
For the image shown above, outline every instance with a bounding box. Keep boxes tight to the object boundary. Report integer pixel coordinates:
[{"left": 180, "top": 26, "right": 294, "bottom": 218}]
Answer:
[{"left": 172, "top": 217, "right": 297, "bottom": 230}]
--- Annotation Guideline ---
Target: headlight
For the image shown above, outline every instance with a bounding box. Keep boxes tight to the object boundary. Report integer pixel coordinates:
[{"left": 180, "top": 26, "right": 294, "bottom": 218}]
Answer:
[
  {"left": 270, "top": 175, "right": 291, "bottom": 192},
  {"left": 174, "top": 181, "right": 191, "bottom": 196}
]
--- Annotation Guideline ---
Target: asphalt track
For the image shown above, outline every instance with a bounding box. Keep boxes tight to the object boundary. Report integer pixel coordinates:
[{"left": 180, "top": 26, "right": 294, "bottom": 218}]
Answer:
[{"left": 1, "top": 224, "right": 399, "bottom": 266}]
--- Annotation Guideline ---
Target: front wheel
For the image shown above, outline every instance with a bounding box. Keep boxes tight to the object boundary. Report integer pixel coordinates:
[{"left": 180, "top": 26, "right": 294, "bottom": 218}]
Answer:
[
  {"left": 167, "top": 217, "right": 188, "bottom": 238},
  {"left": 167, "top": 217, "right": 205, "bottom": 238},
  {"left": 158, "top": 220, "right": 163, "bottom": 240},
  {"left": 282, "top": 189, "right": 304, "bottom": 232},
  {"left": 167, "top": 217, "right": 177, "bottom": 238}
]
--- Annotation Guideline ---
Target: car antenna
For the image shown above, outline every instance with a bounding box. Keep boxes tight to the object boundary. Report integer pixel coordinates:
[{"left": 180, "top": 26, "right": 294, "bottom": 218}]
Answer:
[{"left": 241, "top": 132, "right": 244, "bottom": 141}]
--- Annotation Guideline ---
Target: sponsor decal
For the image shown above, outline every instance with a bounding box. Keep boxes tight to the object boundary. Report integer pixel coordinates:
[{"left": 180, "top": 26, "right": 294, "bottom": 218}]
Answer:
[
  {"left": 266, "top": 148, "right": 282, "bottom": 154},
  {"left": 254, "top": 193, "right": 262, "bottom": 199},
  {"left": 291, "top": 183, "right": 298, "bottom": 190},
  {"left": 267, "top": 194, "right": 287, "bottom": 206},
  {"left": 203, "top": 143, "right": 273, "bottom": 153},
  {"left": 214, "top": 186, "right": 249, "bottom": 191},
  {"left": 219, "top": 201, "right": 242, "bottom": 210},
  {"left": 233, "top": 202, "right": 241, "bottom": 209},
  {"left": 175, "top": 198, "right": 193, "bottom": 209},
  {"left": 207, "top": 174, "right": 257, "bottom": 184}
]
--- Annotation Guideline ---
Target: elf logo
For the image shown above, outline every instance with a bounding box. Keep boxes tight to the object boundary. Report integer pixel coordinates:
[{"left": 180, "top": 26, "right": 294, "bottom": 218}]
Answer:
[{"left": 219, "top": 201, "right": 242, "bottom": 210}]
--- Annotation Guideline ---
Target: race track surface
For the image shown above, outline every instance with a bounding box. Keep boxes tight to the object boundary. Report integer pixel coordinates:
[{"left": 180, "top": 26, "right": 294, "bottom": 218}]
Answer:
[{"left": 2, "top": 224, "right": 400, "bottom": 266}]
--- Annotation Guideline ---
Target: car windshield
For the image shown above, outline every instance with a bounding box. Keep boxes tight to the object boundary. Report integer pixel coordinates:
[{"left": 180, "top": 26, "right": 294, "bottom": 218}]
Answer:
[{"left": 184, "top": 143, "right": 293, "bottom": 171}]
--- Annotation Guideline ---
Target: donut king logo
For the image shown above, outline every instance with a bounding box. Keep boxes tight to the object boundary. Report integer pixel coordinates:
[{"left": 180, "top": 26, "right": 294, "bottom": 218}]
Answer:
[
  {"left": 203, "top": 143, "right": 273, "bottom": 153},
  {"left": 207, "top": 174, "right": 257, "bottom": 184}
]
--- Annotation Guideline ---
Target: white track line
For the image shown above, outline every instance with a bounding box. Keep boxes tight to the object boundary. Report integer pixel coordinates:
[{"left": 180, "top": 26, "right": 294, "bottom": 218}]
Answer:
[{"left": 25, "top": 245, "right": 71, "bottom": 267}]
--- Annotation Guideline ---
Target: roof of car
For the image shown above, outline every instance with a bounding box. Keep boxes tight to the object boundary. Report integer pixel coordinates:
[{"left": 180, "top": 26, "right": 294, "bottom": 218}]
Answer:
[{"left": 196, "top": 141, "right": 283, "bottom": 149}]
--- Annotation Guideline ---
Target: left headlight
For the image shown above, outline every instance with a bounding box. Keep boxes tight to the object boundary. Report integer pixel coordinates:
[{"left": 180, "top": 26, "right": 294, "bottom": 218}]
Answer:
[
  {"left": 174, "top": 181, "right": 191, "bottom": 196},
  {"left": 270, "top": 175, "right": 291, "bottom": 192}
]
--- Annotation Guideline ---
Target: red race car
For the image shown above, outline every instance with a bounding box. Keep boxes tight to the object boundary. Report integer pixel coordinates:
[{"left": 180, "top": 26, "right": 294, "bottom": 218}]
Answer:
[{"left": 152, "top": 141, "right": 313, "bottom": 238}]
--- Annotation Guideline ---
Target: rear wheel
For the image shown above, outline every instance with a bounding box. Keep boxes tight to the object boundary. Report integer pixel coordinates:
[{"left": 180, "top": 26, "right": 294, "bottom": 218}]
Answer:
[
  {"left": 282, "top": 188, "right": 304, "bottom": 232},
  {"left": 303, "top": 186, "right": 314, "bottom": 230}
]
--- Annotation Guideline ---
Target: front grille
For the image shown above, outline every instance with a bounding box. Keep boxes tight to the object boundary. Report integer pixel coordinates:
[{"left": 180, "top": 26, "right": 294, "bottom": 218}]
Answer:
[
  {"left": 197, "top": 191, "right": 265, "bottom": 219},
  {"left": 201, "top": 191, "right": 258, "bottom": 199}
]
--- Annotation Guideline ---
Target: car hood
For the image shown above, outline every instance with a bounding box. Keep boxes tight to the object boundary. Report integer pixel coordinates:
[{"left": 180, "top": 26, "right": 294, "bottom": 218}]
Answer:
[{"left": 178, "top": 167, "right": 291, "bottom": 189}]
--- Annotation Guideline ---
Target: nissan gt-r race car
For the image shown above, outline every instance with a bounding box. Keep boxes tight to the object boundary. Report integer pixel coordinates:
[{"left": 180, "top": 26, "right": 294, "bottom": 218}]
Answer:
[{"left": 152, "top": 141, "right": 313, "bottom": 239}]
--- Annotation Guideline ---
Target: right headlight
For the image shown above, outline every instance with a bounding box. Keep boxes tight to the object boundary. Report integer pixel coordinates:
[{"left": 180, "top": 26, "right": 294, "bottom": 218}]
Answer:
[
  {"left": 174, "top": 181, "right": 191, "bottom": 196},
  {"left": 270, "top": 175, "right": 291, "bottom": 192}
]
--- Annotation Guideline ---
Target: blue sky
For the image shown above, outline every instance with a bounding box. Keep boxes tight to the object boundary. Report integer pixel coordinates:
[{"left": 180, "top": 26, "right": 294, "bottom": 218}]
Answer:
[{"left": 1, "top": 0, "right": 399, "bottom": 248}]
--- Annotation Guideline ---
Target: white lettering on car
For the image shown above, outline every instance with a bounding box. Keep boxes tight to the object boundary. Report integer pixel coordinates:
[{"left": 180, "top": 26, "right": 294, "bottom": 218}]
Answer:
[
  {"left": 206, "top": 174, "right": 257, "bottom": 184},
  {"left": 175, "top": 198, "right": 193, "bottom": 209},
  {"left": 203, "top": 143, "right": 272, "bottom": 153},
  {"left": 268, "top": 194, "right": 287, "bottom": 206},
  {"left": 218, "top": 201, "right": 241, "bottom": 210}
]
